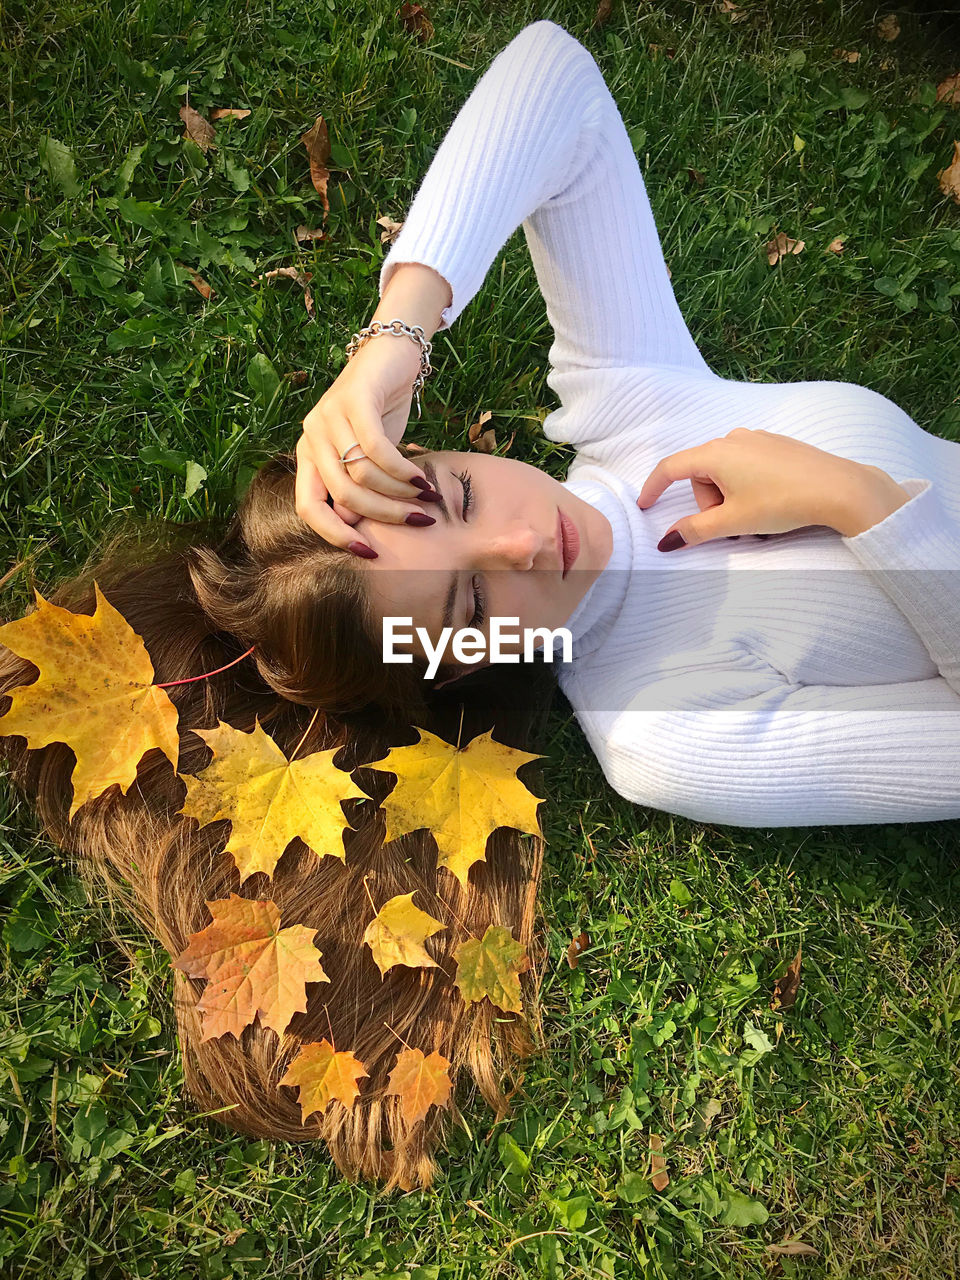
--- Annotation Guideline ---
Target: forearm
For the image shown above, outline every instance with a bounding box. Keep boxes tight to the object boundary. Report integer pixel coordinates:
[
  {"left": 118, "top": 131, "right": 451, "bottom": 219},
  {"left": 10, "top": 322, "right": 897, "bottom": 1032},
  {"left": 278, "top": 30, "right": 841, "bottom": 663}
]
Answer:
[{"left": 368, "top": 262, "right": 453, "bottom": 345}]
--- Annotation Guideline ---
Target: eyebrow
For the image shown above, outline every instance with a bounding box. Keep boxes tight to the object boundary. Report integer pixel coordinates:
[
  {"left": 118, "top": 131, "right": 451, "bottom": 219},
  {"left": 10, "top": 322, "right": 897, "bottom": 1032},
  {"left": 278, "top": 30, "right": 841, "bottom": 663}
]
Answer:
[{"left": 421, "top": 457, "right": 460, "bottom": 632}]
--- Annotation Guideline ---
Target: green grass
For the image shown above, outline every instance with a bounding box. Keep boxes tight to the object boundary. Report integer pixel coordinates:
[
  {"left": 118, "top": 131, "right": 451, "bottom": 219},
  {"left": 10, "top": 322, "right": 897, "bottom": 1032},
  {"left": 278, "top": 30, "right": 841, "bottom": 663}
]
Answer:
[{"left": 2, "top": 0, "right": 960, "bottom": 1275}]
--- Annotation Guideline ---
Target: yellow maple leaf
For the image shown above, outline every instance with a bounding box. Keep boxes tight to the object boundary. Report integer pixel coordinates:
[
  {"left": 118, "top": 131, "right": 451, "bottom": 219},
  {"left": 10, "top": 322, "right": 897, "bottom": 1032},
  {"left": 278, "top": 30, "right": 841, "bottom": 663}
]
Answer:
[
  {"left": 384, "top": 1046, "right": 453, "bottom": 1128},
  {"left": 178, "top": 718, "right": 368, "bottom": 882},
  {"left": 452, "top": 924, "right": 528, "bottom": 1013},
  {"left": 363, "top": 727, "right": 544, "bottom": 890},
  {"left": 362, "top": 891, "right": 447, "bottom": 978},
  {"left": 0, "top": 583, "right": 180, "bottom": 820},
  {"left": 279, "top": 1037, "right": 370, "bottom": 1120},
  {"left": 172, "top": 895, "right": 329, "bottom": 1040}
]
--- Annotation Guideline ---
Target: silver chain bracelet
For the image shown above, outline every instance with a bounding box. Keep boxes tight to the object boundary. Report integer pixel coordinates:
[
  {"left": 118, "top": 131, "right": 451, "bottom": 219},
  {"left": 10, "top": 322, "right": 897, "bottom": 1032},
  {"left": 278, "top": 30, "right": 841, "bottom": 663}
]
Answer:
[{"left": 344, "top": 318, "right": 434, "bottom": 419}]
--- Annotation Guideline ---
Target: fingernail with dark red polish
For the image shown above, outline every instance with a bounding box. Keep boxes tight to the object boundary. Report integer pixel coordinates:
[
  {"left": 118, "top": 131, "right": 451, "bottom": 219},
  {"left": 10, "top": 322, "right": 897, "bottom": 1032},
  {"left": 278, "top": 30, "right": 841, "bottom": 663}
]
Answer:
[
  {"left": 348, "top": 540, "right": 378, "bottom": 559},
  {"left": 405, "top": 512, "right": 436, "bottom": 526},
  {"left": 410, "top": 476, "right": 433, "bottom": 492},
  {"left": 414, "top": 488, "right": 442, "bottom": 503},
  {"left": 658, "top": 530, "right": 686, "bottom": 552}
]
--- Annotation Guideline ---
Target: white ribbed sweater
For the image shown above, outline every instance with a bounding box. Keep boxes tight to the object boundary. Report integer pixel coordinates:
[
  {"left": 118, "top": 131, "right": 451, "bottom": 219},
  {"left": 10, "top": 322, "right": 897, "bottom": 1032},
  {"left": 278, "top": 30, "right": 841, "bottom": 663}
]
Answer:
[{"left": 379, "top": 19, "right": 960, "bottom": 826}]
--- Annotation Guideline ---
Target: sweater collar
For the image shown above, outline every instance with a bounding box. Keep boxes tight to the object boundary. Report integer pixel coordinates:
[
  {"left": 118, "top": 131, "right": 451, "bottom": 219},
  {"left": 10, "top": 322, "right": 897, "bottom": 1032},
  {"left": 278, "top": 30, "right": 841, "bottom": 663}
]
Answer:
[{"left": 556, "top": 467, "right": 634, "bottom": 658}]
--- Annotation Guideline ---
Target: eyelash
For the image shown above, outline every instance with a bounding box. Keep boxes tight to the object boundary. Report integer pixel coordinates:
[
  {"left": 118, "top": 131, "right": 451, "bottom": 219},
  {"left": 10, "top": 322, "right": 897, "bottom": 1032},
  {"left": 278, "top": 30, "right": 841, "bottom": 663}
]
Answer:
[{"left": 456, "top": 468, "right": 486, "bottom": 629}]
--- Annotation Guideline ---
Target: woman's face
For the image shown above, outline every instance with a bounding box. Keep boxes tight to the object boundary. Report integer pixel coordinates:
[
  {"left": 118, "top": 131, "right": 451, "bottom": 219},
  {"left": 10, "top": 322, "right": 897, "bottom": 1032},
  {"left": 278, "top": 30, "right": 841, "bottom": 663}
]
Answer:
[{"left": 352, "top": 451, "right": 613, "bottom": 677}]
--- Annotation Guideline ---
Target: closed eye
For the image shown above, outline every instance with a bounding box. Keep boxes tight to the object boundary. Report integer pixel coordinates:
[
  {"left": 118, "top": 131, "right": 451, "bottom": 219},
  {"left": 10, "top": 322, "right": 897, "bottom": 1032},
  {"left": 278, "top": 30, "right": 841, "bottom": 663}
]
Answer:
[{"left": 456, "top": 468, "right": 486, "bottom": 628}]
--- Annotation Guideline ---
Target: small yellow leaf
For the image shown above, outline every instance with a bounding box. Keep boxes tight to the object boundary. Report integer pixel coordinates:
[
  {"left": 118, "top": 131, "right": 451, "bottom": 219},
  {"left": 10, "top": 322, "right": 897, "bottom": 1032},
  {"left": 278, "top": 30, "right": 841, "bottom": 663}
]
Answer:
[
  {"left": 937, "top": 141, "right": 960, "bottom": 205},
  {"left": 362, "top": 891, "right": 447, "bottom": 977}
]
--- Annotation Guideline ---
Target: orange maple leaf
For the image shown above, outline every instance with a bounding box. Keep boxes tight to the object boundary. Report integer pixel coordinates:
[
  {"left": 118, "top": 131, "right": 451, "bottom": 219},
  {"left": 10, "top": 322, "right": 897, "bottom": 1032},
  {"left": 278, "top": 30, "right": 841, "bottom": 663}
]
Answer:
[
  {"left": 385, "top": 1046, "right": 453, "bottom": 1128},
  {"left": 279, "top": 1038, "right": 369, "bottom": 1119},
  {"left": 172, "top": 895, "right": 329, "bottom": 1040}
]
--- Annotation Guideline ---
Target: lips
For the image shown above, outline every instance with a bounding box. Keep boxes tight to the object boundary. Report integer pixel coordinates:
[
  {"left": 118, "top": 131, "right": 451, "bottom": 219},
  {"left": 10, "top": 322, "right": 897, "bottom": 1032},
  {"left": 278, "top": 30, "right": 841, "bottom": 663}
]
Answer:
[{"left": 559, "top": 510, "right": 580, "bottom": 577}]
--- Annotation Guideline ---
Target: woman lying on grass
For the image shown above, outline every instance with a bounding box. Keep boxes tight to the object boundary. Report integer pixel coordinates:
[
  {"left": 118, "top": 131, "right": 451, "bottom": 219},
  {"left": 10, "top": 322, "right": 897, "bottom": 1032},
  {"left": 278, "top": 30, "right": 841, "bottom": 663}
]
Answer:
[{"left": 2, "top": 19, "right": 958, "bottom": 1193}]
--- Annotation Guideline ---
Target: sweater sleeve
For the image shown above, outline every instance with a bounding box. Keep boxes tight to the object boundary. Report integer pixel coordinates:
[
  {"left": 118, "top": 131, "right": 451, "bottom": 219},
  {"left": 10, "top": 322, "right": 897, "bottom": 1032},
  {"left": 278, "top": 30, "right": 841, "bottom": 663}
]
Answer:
[
  {"left": 598, "top": 669, "right": 960, "bottom": 827},
  {"left": 378, "top": 19, "right": 711, "bottom": 377},
  {"left": 839, "top": 477, "right": 960, "bottom": 697}
]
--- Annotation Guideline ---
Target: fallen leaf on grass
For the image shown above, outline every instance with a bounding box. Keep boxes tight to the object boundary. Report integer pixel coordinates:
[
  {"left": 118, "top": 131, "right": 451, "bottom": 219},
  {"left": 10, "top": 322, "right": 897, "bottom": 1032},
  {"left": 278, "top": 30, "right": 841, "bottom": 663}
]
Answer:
[
  {"left": 876, "top": 13, "right": 900, "bottom": 41},
  {"left": 254, "top": 266, "right": 315, "bottom": 319},
  {"left": 566, "top": 931, "right": 589, "bottom": 968},
  {"left": 720, "top": 0, "right": 748, "bottom": 22},
  {"left": 295, "top": 225, "right": 327, "bottom": 244},
  {"left": 594, "top": 0, "right": 613, "bottom": 26},
  {"left": 937, "top": 73, "right": 960, "bottom": 106},
  {"left": 765, "top": 1241, "right": 819, "bottom": 1257},
  {"left": 189, "top": 270, "right": 214, "bottom": 300},
  {"left": 770, "top": 945, "right": 802, "bottom": 1011},
  {"left": 825, "top": 237, "right": 846, "bottom": 253},
  {"left": 468, "top": 410, "right": 496, "bottom": 453},
  {"left": 376, "top": 215, "right": 404, "bottom": 245},
  {"left": 833, "top": 48, "right": 861, "bottom": 62},
  {"left": 937, "top": 140, "right": 960, "bottom": 203},
  {"left": 209, "top": 107, "right": 251, "bottom": 121},
  {"left": 766, "top": 232, "right": 806, "bottom": 265},
  {"left": 399, "top": 3, "right": 434, "bottom": 43},
  {"left": 649, "top": 1134, "right": 669, "bottom": 1191},
  {"left": 283, "top": 370, "right": 309, "bottom": 387},
  {"left": 688, "top": 167, "right": 706, "bottom": 185},
  {"left": 180, "top": 104, "right": 216, "bottom": 152},
  {"left": 300, "top": 117, "right": 331, "bottom": 218}
]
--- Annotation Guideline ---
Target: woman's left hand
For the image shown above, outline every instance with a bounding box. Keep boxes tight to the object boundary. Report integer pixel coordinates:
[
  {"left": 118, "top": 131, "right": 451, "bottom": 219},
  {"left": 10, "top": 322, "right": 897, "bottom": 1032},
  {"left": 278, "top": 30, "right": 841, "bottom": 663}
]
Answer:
[{"left": 636, "top": 427, "right": 910, "bottom": 546}]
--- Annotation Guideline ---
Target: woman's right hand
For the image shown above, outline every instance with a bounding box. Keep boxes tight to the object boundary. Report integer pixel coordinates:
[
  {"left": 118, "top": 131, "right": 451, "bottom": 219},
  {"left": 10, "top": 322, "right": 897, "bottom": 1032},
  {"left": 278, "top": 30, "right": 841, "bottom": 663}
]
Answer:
[{"left": 294, "top": 331, "right": 442, "bottom": 552}]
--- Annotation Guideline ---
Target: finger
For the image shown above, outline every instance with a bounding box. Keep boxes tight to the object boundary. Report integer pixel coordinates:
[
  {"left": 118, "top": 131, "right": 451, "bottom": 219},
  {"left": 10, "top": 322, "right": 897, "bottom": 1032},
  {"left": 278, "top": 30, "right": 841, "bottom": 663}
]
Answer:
[
  {"left": 351, "top": 414, "right": 437, "bottom": 491},
  {"left": 295, "top": 446, "right": 378, "bottom": 551},
  {"left": 657, "top": 501, "right": 738, "bottom": 551},
  {"left": 636, "top": 444, "right": 718, "bottom": 509},
  {"left": 320, "top": 438, "right": 443, "bottom": 525},
  {"left": 334, "top": 427, "right": 440, "bottom": 502}
]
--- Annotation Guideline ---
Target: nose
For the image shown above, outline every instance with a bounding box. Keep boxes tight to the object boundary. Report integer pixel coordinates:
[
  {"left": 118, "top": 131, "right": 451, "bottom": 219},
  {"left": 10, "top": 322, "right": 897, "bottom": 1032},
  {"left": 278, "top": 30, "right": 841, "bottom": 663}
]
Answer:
[{"left": 474, "top": 521, "right": 544, "bottom": 571}]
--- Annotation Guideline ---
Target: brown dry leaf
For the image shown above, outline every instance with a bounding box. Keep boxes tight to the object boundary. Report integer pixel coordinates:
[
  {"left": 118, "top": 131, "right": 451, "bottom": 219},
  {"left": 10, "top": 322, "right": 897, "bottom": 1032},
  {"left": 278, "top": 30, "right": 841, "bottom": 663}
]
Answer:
[
  {"left": 720, "top": 0, "right": 748, "bottom": 22},
  {"left": 468, "top": 409, "right": 496, "bottom": 454},
  {"left": 376, "top": 215, "right": 404, "bottom": 245},
  {"left": 833, "top": 48, "right": 861, "bottom": 62},
  {"left": 879, "top": 57, "right": 895, "bottom": 70},
  {"left": 649, "top": 1134, "right": 669, "bottom": 1191},
  {"left": 876, "top": 13, "right": 900, "bottom": 41},
  {"left": 594, "top": 0, "right": 613, "bottom": 25},
  {"left": 283, "top": 370, "right": 309, "bottom": 387},
  {"left": 938, "top": 140, "right": 960, "bottom": 203},
  {"left": 766, "top": 232, "right": 806, "bottom": 266},
  {"left": 567, "top": 931, "right": 590, "bottom": 968},
  {"left": 399, "top": 2, "right": 434, "bottom": 43},
  {"left": 189, "top": 270, "right": 214, "bottom": 300},
  {"left": 688, "top": 167, "right": 705, "bottom": 186},
  {"left": 771, "top": 945, "right": 802, "bottom": 1011},
  {"left": 300, "top": 117, "right": 331, "bottom": 219},
  {"left": 648, "top": 43, "right": 676, "bottom": 58},
  {"left": 765, "top": 1242, "right": 819, "bottom": 1257},
  {"left": 385, "top": 1046, "right": 452, "bottom": 1128},
  {"left": 209, "top": 107, "right": 251, "bottom": 121},
  {"left": 254, "top": 266, "right": 316, "bottom": 319},
  {"left": 180, "top": 104, "right": 216, "bottom": 152},
  {"left": 295, "top": 224, "right": 327, "bottom": 244},
  {"left": 825, "top": 236, "right": 846, "bottom": 254},
  {"left": 936, "top": 73, "right": 960, "bottom": 106}
]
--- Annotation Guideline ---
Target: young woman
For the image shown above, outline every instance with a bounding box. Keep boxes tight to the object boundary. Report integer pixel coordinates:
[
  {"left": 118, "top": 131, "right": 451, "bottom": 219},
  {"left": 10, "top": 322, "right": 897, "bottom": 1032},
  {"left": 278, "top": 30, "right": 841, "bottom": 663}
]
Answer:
[
  {"left": 297, "top": 19, "right": 960, "bottom": 826},
  {"left": 2, "top": 19, "right": 958, "bottom": 1197}
]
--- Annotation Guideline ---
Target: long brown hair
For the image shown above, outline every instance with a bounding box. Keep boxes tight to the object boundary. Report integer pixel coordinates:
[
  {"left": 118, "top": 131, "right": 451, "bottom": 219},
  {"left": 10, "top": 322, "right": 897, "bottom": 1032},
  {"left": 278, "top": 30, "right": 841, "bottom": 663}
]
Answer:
[{"left": 0, "top": 446, "right": 561, "bottom": 1191}]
